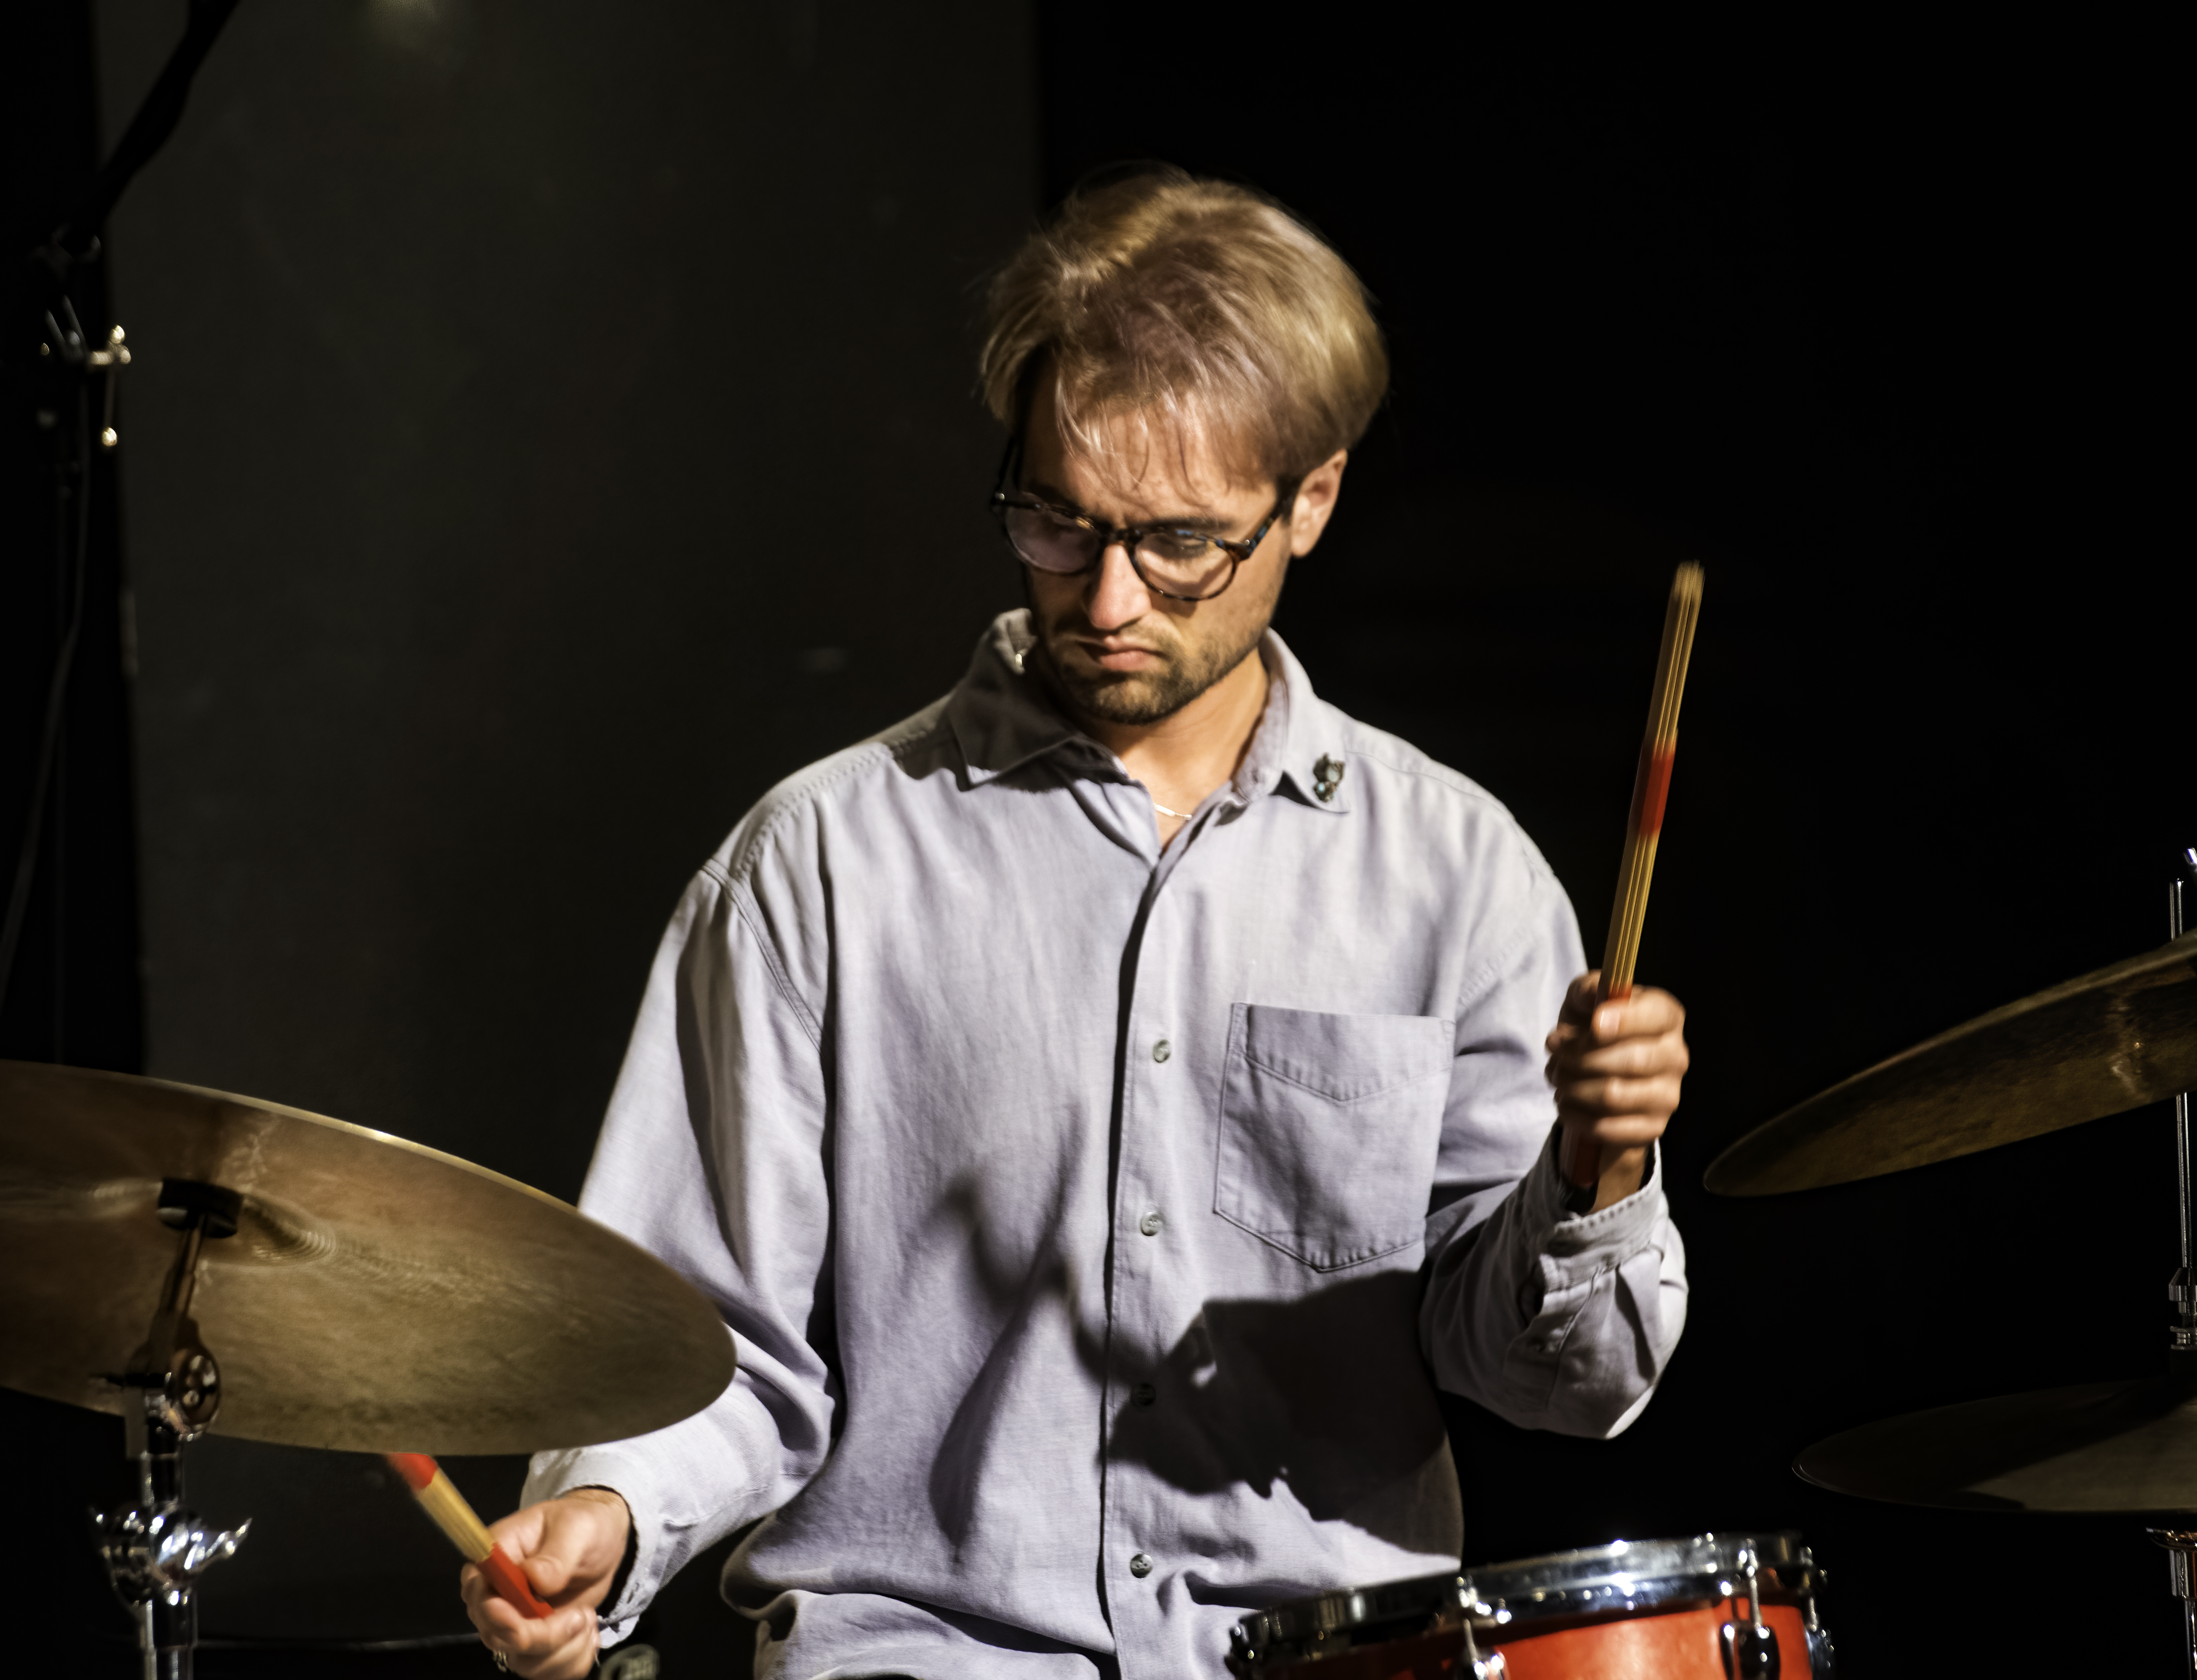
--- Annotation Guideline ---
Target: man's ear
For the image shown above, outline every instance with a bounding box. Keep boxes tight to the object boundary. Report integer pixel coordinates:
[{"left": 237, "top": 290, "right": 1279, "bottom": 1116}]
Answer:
[{"left": 1287, "top": 450, "right": 1349, "bottom": 557}]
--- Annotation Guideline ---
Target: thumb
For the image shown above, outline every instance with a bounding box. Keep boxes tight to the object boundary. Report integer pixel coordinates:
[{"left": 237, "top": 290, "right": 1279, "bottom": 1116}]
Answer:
[
  {"left": 1561, "top": 970, "right": 1602, "bottom": 1022},
  {"left": 519, "top": 1527, "right": 584, "bottom": 1598},
  {"left": 488, "top": 1499, "right": 590, "bottom": 1598}
]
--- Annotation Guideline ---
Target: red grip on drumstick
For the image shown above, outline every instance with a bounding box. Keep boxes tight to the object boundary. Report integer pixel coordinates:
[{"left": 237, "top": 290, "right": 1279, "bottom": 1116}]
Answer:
[{"left": 482, "top": 1544, "right": 555, "bottom": 1620}]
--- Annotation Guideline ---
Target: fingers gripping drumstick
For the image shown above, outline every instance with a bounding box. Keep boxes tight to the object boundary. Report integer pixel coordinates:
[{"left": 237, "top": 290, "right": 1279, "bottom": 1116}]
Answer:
[
  {"left": 387, "top": 1452, "right": 554, "bottom": 1619},
  {"left": 1565, "top": 563, "right": 1704, "bottom": 1191}
]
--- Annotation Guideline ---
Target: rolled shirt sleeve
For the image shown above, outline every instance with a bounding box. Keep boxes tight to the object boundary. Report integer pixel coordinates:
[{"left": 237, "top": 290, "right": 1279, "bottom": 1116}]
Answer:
[{"left": 1416, "top": 863, "right": 1689, "bottom": 1438}]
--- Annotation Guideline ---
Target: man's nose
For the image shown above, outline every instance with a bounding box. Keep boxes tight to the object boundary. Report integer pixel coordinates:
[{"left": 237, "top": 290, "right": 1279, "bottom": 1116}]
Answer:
[{"left": 1084, "top": 541, "right": 1151, "bottom": 632}]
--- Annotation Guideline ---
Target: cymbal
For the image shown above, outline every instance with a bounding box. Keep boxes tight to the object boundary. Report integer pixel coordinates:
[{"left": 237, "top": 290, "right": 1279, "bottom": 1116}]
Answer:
[
  {"left": 1797, "top": 1375, "right": 2197, "bottom": 1513},
  {"left": 1705, "top": 931, "right": 2197, "bottom": 1196},
  {"left": 0, "top": 1060, "right": 733, "bottom": 1455}
]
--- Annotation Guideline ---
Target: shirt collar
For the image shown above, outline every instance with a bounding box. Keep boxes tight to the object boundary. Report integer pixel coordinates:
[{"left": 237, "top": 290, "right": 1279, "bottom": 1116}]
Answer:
[
  {"left": 944, "top": 610, "right": 1352, "bottom": 814},
  {"left": 944, "top": 613, "right": 1081, "bottom": 786},
  {"left": 1237, "top": 628, "right": 1352, "bottom": 815}
]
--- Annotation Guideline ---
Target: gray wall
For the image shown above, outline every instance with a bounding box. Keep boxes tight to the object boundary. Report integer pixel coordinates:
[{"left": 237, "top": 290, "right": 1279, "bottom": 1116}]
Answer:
[{"left": 101, "top": 0, "right": 1035, "bottom": 1201}]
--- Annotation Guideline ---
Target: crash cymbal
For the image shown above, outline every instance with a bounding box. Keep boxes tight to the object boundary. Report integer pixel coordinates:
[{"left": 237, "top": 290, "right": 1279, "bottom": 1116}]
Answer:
[
  {"left": 0, "top": 1060, "right": 732, "bottom": 1455},
  {"left": 1705, "top": 931, "right": 2197, "bottom": 1196},
  {"left": 1797, "top": 1374, "right": 2197, "bottom": 1513}
]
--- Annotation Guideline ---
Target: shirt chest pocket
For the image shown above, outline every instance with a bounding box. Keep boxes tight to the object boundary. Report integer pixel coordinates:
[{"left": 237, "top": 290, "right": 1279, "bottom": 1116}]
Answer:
[{"left": 1212, "top": 1003, "right": 1456, "bottom": 1272}]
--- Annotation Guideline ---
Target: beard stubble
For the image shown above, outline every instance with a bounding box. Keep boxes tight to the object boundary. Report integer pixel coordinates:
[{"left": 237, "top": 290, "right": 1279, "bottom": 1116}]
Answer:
[{"left": 1027, "top": 599, "right": 1268, "bottom": 727}]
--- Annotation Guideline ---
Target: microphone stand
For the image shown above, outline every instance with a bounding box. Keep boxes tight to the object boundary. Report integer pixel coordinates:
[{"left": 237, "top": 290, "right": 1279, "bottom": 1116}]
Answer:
[
  {"left": 0, "top": 0, "right": 242, "bottom": 1014},
  {"left": 4, "top": 11, "right": 250, "bottom": 1676}
]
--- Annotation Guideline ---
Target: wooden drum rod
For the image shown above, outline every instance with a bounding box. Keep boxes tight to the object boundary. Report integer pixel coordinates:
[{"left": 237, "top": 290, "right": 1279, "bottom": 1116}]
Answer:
[{"left": 1566, "top": 562, "right": 1704, "bottom": 1190}]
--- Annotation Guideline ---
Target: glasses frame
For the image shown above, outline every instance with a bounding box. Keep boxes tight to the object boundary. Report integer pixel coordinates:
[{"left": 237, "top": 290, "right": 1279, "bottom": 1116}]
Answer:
[{"left": 987, "top": 436, "right": 1298, "bottom": 604}]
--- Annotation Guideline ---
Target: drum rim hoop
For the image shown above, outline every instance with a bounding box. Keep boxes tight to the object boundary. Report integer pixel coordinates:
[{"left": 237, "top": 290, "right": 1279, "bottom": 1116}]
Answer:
[{"left": 1229, "top": 1531, "right": 1816, "bottom": 1655}]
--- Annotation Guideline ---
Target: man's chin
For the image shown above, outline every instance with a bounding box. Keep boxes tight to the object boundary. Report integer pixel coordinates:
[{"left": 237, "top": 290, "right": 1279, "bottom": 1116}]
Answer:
[{"left": 1043, "top": 650, "right": 1197, "bottom": 727}]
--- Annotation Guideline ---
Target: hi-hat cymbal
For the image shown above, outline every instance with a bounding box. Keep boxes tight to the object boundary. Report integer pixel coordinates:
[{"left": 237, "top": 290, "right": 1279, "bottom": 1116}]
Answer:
[
  {"left": 0, "top": 1060, "right": 733, "bottom": 1455},
  {"left": 1797, "top": 1375, "right": 2197, "bottom": 1513},
  {"left": 1705, "top": 931, "right": 2197, "bottom": 1196}
]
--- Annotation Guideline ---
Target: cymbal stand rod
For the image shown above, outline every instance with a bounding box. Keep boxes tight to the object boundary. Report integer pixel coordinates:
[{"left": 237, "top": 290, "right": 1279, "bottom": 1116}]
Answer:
[
  {"left": 2173, "top": 858, "right": 2197, "bottom": 1361},
  {"left": 93, "top": 1180, "right": 249, "bottom": 1680},
  {"left": 2152, "top": 1530, "right": 2197, "bottom": 1677},
  {"left": 2168, "top": 853, "right": 2197, "bottom": 1677}
]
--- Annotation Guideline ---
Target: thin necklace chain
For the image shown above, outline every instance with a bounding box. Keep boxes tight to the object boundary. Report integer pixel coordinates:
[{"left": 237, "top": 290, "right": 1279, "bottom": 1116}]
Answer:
[{"left": 1152, "top": 798, "right": 1194, "bottom": 820}]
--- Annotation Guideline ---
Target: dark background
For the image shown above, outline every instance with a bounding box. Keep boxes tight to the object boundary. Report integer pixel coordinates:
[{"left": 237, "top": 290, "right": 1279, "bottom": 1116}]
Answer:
[{"left": 7, "top": 3, "right": 2188, "bottom": 1674}]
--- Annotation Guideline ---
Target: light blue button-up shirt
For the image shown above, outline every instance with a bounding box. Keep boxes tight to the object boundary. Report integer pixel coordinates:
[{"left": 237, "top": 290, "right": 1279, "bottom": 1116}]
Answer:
[{"left": 526, "top": 611, "right": 1687, "bottom": 1677}]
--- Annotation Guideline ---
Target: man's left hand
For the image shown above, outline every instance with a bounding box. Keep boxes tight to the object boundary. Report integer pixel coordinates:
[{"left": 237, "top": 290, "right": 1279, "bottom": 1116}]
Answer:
[{"left": 1545, "top": 971, "right": 1689, "bottom": 1212}]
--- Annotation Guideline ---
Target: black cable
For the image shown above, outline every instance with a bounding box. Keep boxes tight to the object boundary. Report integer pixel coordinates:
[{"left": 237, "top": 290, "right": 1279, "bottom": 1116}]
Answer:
[
  {"left": 0, "top": 323, "right": 93, "bottom": 1018},
  {"left": 1, "top": 0, "right": 246, "bottom": 1020},
  {"left": 0, "top": 321, "right": 94, "bottom": 1014}
]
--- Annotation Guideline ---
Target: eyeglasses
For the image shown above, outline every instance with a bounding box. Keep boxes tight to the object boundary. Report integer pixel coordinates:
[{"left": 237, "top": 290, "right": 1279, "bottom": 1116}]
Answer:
[{"left": 987, "top": 439, "right": 1296, "bottom": 603}]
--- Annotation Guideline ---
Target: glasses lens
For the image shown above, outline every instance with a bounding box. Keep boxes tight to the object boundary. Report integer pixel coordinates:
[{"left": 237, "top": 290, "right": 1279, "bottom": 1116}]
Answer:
[
  {"left": 1134, "top": 532, "right": 1236, "bottom": 599},
  {"left": 1003, "top": 504, "right": 1097, "bottom": 574}
]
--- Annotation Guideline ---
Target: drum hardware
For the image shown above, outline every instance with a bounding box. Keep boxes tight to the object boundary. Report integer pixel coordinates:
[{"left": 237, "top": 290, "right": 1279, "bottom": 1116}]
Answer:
[
  {"left": 1225, "top": 1569, "right": 1508, "bottom": 1677},
  {"left": 1715, "top": 1543, "right": 1778, "bottom": 1679},
  {"left": 2173, "top": 856, "right": 2197, "bottom": 1361},
  {"left": 91, "top": 1179, "right": 252, "bottom": 1680},
  {"left": 0, "top": 1061, "right": 735, "bottom": 1671},
  {"left": 1715, "top": 849, "right": 2197, "bottom": 1672},
  {"left": 1230, "top": 1534, "right": 1832, "bottom": 1678},
  {"left": 1457, "top": 1533, "right": 1828, "bottom": 1680}
]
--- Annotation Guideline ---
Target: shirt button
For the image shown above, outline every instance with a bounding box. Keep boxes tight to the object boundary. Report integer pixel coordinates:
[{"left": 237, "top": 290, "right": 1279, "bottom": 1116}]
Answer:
[
  {"left": 1129, "top": 1552, "right": 1154, "bottom": 1578},
  {"left": 1151, "top": 1038, "right": 1171, "bottom": 1063},
  {"left": 1138, "top": 1208, "right": 1164, "bottom": 1237},
  {"left": 1132, "top": 1382, "right": 1156, "bottom": 1407}
]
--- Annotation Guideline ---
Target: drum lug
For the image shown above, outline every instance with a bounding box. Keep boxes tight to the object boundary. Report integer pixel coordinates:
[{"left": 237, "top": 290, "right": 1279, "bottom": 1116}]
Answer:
[
  {"left": 1804, "top": 1623, "right": 1837, "bottom": 1678},
  {"left": 1720, "top": 1619, "right": 1780, "bottom": 1679},
  {"left": 1721, "top": 1544, "right": 1781, "bottom": 1679}
]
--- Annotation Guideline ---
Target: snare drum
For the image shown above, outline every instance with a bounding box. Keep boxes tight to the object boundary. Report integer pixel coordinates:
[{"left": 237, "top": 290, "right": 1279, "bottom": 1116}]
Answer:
[{"left": 1228, "top": 1532, "right": 1834, "bottom": 1679}]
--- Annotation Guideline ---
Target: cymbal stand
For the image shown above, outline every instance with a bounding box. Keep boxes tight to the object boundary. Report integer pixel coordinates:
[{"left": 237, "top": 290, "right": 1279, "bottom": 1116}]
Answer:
[
  {"left": 93, "top": 1179, "right": 250, "bottom": 1680},
  {"left": 2158, "top": 848, "right": 2197, "bottom": 1677}
]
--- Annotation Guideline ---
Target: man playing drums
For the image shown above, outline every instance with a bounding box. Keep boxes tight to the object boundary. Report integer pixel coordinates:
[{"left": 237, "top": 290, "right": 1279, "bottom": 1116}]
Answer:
[{"left": 463, "top": 167, "right": 1692, "bottom": 1679}]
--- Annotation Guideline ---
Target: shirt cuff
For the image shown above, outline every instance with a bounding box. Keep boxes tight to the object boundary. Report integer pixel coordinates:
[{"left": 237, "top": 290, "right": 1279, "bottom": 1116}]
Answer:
[
  {"left": 1533, "top": 1125, "right": 1667, "bottom": 1252},
  {"left": 522, "top": 1447, "right": 664, "bottom": 1645}
]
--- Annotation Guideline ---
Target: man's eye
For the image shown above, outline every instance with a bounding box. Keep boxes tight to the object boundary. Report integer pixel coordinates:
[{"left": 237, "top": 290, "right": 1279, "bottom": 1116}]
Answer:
[{"left": 1144, "top": 533, "right": 1212, "bottom": 562}]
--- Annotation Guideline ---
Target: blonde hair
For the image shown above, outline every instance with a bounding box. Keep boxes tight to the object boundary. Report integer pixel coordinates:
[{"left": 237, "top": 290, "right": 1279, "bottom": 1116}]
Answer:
[{"left": 979, "top": 168, "right": 1387, "bottom": 489}]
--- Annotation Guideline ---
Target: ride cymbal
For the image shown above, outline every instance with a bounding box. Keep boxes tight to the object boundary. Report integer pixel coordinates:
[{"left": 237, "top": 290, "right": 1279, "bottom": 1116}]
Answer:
[
  {"left": 1797, "top": 1376, "right": 2197, "bottom": 1514},
  {"left": 0, "top": 1060, "right": 733, "bottom": 1455},
  {"left": 1705, "top": 932, "right": 2197, "bottom": 1196}
]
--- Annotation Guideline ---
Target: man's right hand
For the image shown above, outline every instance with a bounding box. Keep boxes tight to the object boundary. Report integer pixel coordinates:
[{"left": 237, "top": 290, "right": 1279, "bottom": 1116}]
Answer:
[{"left": 460, "top": 1487, "right": 632, "bottom": 1679}]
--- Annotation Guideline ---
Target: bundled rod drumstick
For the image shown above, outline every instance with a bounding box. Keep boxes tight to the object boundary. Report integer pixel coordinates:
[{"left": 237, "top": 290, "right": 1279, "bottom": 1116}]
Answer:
[
  {"left": 1566, "top": 562, "right": 1704, "bottom": 1190},
  {"left": 387, "top": 1452, "right": 553, "bottom": 1619}
]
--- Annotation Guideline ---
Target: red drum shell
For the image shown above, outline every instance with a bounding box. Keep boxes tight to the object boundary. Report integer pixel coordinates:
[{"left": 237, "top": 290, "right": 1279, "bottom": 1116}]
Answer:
[
  {"left": 1486, "top": 1597, "right": 1811, "bottom": 1679},
  {"left": 1233, "top": 1532, "right": 1827, "bottom": 1680}
]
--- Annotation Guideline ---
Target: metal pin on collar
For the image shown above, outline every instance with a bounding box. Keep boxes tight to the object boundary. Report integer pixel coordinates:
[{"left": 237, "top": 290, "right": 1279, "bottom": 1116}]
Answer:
[{"left": 1312, "top": 755, "right": 1344, "bottom": 802}]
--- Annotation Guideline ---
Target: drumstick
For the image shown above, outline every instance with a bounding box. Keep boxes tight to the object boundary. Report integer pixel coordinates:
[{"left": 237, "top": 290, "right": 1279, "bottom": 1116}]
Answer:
[
  {"left": 386, "top": 1452, "right": 554, "bottom": 1619},
  {"left": 1565, "top": 562, "right": 1704, "bottom": 1190}
]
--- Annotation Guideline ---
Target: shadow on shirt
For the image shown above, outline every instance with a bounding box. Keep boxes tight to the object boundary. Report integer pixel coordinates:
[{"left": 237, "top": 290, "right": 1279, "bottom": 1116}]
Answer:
[
  {"left": 923, "top": 1171, "right": 1450, "bottom": 1554},
  {"left": 1104, "top": 1266, "right": 1452, "bottom": 1545}
]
